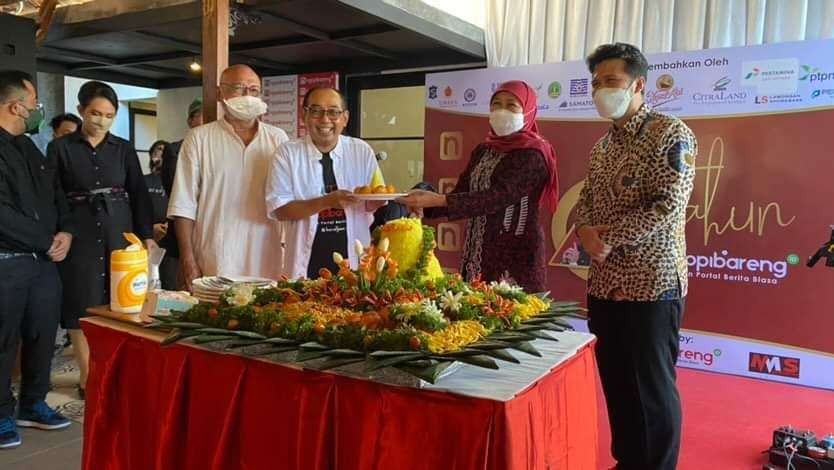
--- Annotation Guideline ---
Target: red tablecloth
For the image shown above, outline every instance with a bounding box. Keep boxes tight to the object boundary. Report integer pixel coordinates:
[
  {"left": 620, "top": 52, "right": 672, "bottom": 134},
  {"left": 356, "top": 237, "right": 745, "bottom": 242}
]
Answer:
[{"left": 81, "top": 317, "right": 598, "bottom": 470}]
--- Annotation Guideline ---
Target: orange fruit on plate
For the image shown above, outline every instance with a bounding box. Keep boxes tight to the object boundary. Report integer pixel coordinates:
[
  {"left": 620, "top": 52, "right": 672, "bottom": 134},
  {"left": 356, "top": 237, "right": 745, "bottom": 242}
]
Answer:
[
  {"left": 385, "top": 185, "right": 396, "bottom": 194},
  {"left": 354, "top": 186, "right": 371, "bottom": 194},
  {"left": 372, "top": 185, "right": 387, "bottom": 194}
]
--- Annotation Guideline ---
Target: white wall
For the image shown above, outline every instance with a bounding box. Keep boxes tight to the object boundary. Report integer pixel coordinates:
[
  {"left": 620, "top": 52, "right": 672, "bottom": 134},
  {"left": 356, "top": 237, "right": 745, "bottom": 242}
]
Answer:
[
  {"left": 156, "top": 86, "right": 202, "bottom": 142},
  {"left": 64, "top": 76, "right": 157, "bottom": 140}
]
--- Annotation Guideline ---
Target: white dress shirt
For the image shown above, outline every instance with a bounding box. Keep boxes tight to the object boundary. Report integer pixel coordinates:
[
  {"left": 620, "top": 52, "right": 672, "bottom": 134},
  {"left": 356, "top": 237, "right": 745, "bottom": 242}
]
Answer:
[
  {"left": 266, "top": 134, "right": 379, "bottom": 279},
  {"left": 168, "top": 118, "right": 289, "bottom": 280}
]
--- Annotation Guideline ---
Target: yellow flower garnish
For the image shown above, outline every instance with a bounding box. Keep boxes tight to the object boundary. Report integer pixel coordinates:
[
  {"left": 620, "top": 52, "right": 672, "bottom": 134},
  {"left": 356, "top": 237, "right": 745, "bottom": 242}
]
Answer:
[
  {"left": 425, "top": 320, "right": 487, "bottom": 353},
  {"left": 513, "top": 296, "right": 550, "bottom": 320}
]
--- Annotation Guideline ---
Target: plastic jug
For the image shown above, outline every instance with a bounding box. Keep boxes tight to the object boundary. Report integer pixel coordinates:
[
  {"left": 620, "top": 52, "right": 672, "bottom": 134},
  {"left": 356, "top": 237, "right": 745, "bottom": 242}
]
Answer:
[{"left": 110, "top": 233, "right": 149, "bottom": 313}]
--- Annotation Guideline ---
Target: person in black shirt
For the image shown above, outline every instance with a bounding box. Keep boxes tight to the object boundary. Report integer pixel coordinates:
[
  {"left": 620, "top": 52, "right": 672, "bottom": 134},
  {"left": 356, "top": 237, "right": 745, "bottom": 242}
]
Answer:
[
  {"left": 145, "top": 140, "right": 169, "bottom": 239},
  {"left": 48, "top": 81, "right": 155, "bottom": 399},
  {"left": 159, "top": 99, "right": 202, "bottom": 289},
  {"left": 49, "top": 113, "right": 81, "bottom": 140},
  {"left": 0, "top": 70, "right": 73, "bottom": 449}
]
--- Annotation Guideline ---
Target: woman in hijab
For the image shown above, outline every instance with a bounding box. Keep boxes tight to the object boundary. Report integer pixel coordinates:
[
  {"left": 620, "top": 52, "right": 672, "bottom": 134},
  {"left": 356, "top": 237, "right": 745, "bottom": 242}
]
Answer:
[{"left": 398, "top": 80, "right": 559, "bottom": 292}]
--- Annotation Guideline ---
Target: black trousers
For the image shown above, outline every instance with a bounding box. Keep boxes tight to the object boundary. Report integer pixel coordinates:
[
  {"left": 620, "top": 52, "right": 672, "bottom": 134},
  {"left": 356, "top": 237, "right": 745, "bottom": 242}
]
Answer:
[
  {"left": 588, "top": 295, "right": 684, "bottom": 470},
  {"left": 0, "top": 257, "right": 61, "bottom": 417}
]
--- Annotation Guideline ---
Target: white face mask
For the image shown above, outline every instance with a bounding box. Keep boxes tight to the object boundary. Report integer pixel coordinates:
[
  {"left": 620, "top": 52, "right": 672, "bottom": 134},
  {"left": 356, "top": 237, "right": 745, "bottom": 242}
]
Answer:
[
  {"left": 223, "top": 95, "right": 267, "bottom": 121},
  {"left": 593, "top": 83, "right": 635, "bottom": 120},
  {"left": 489, "top": 109, "right": 525, "bottom": 136},
  {"left": 86, "top": 115, "right": 114, "bottom": 136}
]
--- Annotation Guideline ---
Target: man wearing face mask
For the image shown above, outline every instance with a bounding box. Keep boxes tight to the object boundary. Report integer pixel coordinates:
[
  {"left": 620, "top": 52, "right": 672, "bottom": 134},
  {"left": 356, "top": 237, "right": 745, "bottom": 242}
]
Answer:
[
  {"left": 575, "top": 43, "right": 697, "bottom": 470},
  {"left": 0, "top": 70, "right": 75, "bottom": 448},
  {"left": 266, "top": 87, "right": 386, "bottom": 278},
  {"left": 169, "top": 65, "right": 288, "bottom": 287}
]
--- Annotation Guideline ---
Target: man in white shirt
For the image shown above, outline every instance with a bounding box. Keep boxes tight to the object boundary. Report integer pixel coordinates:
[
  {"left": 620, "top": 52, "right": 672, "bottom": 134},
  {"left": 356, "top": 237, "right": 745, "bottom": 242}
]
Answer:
[
  {"left": 168, "top": 64, "right": 289, "bottom": 286},
  {"left": 266, "top": 87, "right": 384, "bottom": 279}
]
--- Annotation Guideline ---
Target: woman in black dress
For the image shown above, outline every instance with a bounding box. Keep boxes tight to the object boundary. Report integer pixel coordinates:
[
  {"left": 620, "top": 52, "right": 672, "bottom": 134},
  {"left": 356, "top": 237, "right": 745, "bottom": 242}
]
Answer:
[{"left": 48, "top": 81, "right": 155, "bottom": 397}]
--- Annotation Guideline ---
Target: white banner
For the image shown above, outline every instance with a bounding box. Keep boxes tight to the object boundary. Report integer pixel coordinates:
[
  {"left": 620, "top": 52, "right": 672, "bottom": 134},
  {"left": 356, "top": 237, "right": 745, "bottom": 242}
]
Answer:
[{"left": 426, "top": 38, "right": 834, "bottom": 119}]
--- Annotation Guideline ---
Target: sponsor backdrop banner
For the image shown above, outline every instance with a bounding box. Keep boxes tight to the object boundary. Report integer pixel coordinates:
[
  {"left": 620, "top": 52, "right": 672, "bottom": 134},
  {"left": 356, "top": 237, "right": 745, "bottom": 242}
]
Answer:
[
  {"left": 263, "top": 72, "right": 339, "bottom": 138},
  {"left": 425, "top": 39, "right": 834, "bottom": 390}
]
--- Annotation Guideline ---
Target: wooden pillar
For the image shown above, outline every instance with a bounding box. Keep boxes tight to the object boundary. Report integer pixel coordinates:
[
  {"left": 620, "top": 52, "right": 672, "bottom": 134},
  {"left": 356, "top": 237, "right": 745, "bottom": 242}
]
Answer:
[{"left": 201, "top": 0, "right": 229, "bottom": 123}]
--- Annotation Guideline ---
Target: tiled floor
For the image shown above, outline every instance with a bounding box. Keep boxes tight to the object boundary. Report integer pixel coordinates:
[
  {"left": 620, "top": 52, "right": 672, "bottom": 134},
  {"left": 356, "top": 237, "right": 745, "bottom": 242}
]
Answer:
[{"left": 2, "top": 347, "right": 85, "bottom": 470}]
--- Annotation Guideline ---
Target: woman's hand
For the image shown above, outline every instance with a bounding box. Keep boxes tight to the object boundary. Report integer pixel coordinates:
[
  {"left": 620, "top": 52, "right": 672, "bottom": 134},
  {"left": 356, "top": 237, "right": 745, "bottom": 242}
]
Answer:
[{"left": 396, "top": 190, "right": 446, "bottom": 209}]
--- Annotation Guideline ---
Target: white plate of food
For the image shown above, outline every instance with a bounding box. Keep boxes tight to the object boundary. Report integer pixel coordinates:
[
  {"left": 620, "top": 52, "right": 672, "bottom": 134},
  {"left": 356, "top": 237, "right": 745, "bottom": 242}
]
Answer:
[{"left": 351, "top": 193, "right": 408, "bottom": 201}]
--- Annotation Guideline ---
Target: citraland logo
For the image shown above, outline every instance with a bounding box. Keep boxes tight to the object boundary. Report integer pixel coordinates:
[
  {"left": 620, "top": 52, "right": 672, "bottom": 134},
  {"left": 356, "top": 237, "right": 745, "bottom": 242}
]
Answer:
[{"left": 748, "top": 352, "right": 800, "bottom": 378}]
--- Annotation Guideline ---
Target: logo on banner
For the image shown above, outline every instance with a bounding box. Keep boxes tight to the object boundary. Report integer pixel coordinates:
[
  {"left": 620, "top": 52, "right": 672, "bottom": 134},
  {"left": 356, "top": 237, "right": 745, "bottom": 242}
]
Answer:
[
  {"left": 435, "top": 86, "right": 457, "bottom": 107},
  {"left": 687, "top": 250, "right": 800, "bottom": 285},
  {"left": 748, "top": 353, "right": 801, "bottom": 378},
  {"left": 647, "top": 74, "right": 684, "bottom": 110},
  {"left": 569, "top": 79, "right": 589, "bottom": 97},
  {"left": 754, "top": 94, "right": 802, "bottom": 104},
  {"left": 799, "top": 65, "right": 834, "bottom": 83},
  {"left": 742, "top": 58, "right": 799, "bottom": 93},
  {"left": 713, "top": 76, "right": 731, "bottom": 91},
  {"left": 547, "top": 82, "right": 562, "bottom": 99},
  {"left": 679, "top": 347, "right": 722, "bottom": 367},
  {"left": 464, "top": 88, "right": 477, "bottom": 103},
  {"left": 812, "top": 88, "right": 834, "bottom": 99},
  {"left": 692, "top": 77, "right": 747, "bottom": 105}
]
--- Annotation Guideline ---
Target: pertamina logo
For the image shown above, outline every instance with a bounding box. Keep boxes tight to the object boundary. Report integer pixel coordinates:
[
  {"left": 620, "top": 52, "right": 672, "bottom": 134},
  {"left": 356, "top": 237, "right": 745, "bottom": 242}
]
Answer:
[{"left": 748, "top": 353, "right": 800, "bottom": 378}]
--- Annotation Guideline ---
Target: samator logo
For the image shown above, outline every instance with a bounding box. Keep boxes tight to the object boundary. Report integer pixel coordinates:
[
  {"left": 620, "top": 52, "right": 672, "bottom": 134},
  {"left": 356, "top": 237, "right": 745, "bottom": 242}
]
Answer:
[{"left": 748, "top": 352, "right": 800, "bottom": 378}]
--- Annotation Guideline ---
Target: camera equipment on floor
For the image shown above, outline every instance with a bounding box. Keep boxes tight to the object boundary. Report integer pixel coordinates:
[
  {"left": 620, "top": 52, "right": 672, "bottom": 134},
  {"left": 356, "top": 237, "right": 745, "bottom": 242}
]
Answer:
[{"left": 766, "top": 426, "right": 834, "bottom": 470}]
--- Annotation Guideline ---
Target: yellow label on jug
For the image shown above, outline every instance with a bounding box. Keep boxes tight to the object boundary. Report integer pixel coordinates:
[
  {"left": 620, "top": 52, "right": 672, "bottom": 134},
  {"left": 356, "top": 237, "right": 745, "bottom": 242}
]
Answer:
[{"left": 110, "top": 233, "right": 148, "bottom": 313}]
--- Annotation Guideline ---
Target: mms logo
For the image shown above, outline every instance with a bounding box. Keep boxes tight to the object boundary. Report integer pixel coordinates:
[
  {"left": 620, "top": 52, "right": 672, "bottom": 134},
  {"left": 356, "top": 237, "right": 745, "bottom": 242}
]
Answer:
[
  {"left": 439, "top": 132, "right": 463, "bottom": 160},
  {"left": 748, "top": 353, "right": 800, "bottom": 378},
  {"left": 437, "top": 223, "right": 462, "bottom": 252}
]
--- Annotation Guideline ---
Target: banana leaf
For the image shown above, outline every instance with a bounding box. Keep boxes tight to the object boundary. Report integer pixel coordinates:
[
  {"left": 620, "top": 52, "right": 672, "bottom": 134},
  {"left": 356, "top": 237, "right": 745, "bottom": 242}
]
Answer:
[
  {"left": 451, "top": 355, "right": 499, "bottom": 370},
  {"left": 397, "top": 358, "right": 434, "bottom": 369},
  {"left": 160, "top": 329, "right": 200, "bottom": 346},
  {"left": 507, "top": 341, "right": 541, "bottom": 357},
  {"left": 299, "top": 342, "right": 329, "bottom": 351},
  {"left": 192, "top": 334, "right": 238, "bottom": 344},
  {"left": 487, "top": 332, "right": 536, "bottom": 342},
  {"left": 467, "top": 340, "right": 512, "bottom": 350},
  {"left": 149, "top": 314, "right": 177, "bottom": 323},
  {"left": 230, "top": 330, "right": 267, "bottom": 340},
  {"left": 366, "top": 352, "right": 427, "bottom": 371},
  {"left": 225, "top": 340, "right": 268, "bottom": 349},
  {"left": 369, "top": 350, "right": 424, "bottom": 358},
  {"left": 473, "top": 348, "right": 520, "bottom": 364},
  {"left": 320, "top": 349, "right": 364, "bottom": 358},
  {"left": 442, "top": 348, "right": 492, "bottom": 358},
  {"left": 253, "top": 346, "right": 299, "bottom": 356},
  {"left": 263, "top": 337, "right": 300, "bottom": 345},
  {"left": 195, "top": 327, "right": 236, "bottom": 335},
  {"left": 526, "top": 330, "right": 558, "bottom": 341},
  {"left": 295, "top": 349, "right": 330, "bottom": 362},
  {"left": 395, "top": 360, "right": 453, "bottom": 384},
  {"left": 162, "top": 321, "right": 208, "bottom": 330},
  {"left": 514, "top": 324, "right": 551, "bottom": 332},
  {"left": 315, "top": 357, "right": 366, "bottom": 371}
]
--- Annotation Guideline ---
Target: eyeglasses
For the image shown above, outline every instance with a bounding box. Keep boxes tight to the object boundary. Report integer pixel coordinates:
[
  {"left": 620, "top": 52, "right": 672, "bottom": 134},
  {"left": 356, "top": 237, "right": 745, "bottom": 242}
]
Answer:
[
  {"left": 220, "top": 83, "right": 262, "bottom": 97},
  {"left": 304, "top": 106, "right": 345, "bottom": 120}
]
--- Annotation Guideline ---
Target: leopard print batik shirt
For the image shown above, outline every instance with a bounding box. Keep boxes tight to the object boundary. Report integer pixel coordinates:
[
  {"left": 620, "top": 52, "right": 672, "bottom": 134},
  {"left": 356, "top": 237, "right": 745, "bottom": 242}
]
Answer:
[{"left": 575, "top": 104, "right": 697, "bottom": 301}]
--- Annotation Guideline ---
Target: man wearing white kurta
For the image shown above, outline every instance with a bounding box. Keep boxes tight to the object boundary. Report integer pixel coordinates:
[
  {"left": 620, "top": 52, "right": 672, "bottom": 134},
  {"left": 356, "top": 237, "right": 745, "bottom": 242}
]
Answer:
[
  {"left": 266, "top": 87, "right": 383, "bottom": 279},
  {"left": 168, "top": 65, "right": 289, "bottom": 285}
]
